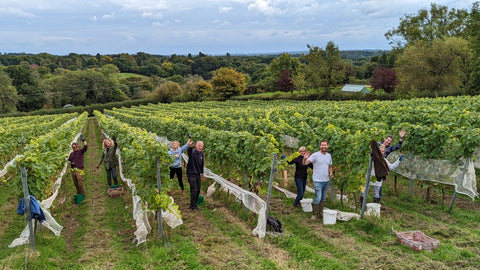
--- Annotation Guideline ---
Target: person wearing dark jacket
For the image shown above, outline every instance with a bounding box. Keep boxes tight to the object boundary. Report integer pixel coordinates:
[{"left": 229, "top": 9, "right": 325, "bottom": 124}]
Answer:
[
  {"left": 376, "top": 129, "right": 406, "bottom": 200},
  {"left": 378, "top": 129, "right": 406, "bottom": 157},
  {"left": 186, "top": 140, "right": 204, "bottom": 211},
  {"left": 287, "top": 146, "right": 313, "bottom": 207},
  {"left": 97, "top": 136, "right": 119, "bottom": 188},
  {"left": 68, "top": 135, "right": 87, "bottom": 201},
  {"left": 361, "top": 142, "right": 403, "bottom": 203}
]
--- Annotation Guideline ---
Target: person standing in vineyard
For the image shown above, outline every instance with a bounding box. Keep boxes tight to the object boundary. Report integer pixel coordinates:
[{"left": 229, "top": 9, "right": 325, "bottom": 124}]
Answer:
[
  {"left": 68, "top": 135, "right": 87, "bottom": 203},
  {"left": 186, "top": 140, "right": 204, "bottom": 211},
  {"left": 302, "top": 140, "right": 333, "bottom": 220},
  {"left": 378, "top": 129, "right": 406, "bottom": 157},
  {"left": 376, "top": 128, "right": 406, "bottom": 201},
  {"left": 168, "top": 138, "right": 191, "bottom": 194},
  {"left": 286, "top": 146, "right": 313, "bottom": 207},
  {"left": 361, "top": 144, "right": 403, "bottom": 203},
  {"left": 97, "top": 136, "right": 119, "bottom": 188}
]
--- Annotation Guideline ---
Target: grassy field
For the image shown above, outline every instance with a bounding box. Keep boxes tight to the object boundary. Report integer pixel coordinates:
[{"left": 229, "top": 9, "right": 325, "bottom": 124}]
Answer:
[{"left": 0, "top": 118, "right": 479, "bottom": 269}]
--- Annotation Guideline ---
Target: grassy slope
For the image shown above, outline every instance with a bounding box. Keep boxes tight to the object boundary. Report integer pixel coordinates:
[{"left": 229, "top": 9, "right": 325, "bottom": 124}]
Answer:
[{"left": 0, "top": 118, "right": 479, "bottom": 269}]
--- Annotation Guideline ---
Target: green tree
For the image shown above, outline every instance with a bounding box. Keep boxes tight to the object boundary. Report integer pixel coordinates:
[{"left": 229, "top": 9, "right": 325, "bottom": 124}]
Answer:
[
  {"left": 395, "top": 37, "right": 471, "bottom": 94},
  {"left": 113, "top": 53, "right": 138, "bottom": 73},
  {"left": 467, "top": 2, "right": 480, "bottom": 94},
  {"left": 210, "top": 67, "right": 246, "bottom": 99},
  {"left": 385, "top": 3, "right": 469, "bottom": 48},
  {"left": 269, "top": 53, "right": 300, "bottom": 81},
  {"left": 151, "top": 81, "right": 182, "bottom": 102},
  {"left": 183, "top": 75, "right": 213, "bottom": 101},
  {"left": 0, "top": 71, "right": 18, "bottom": 113},
  {"left": 5, "top": 64, "right": 46, "bottom": 111},
  {"left": 304, "top": 41, "right": 346, "bottom": 96}
]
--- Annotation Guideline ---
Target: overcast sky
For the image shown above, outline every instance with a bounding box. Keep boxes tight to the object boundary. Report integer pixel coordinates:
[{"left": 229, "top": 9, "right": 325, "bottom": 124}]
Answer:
[{"left": 0, "top": 0, "right": 474, "bottom": 56}]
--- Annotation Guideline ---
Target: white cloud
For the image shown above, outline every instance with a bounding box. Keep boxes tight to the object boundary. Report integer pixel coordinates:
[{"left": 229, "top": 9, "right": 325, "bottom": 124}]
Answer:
[
  {"left": 102, "top": 13, "right": 115, "bottom": 19},
  {"left": 219, "top": 6, "right": 232, "bottom": 13},
  {"left": 90, "top": 16, "right": 97, "bottom": 22},
  {"left": 248, "top": 0, "right": 283, "bottom": 16},
  {"left": 0, "top": 7, "right": 35, "bottom": 17},
  {"left": 141, "top": 11, "right": 164, "bottom": 19}
]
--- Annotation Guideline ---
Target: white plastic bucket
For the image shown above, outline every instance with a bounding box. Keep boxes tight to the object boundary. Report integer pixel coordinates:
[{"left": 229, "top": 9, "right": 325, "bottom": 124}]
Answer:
[
  {"left": 300, "top": 198, "right": 313, "bottom": 212},
  {"left": 335, "top": 194, "right": 348, "bottom": 203},
  {"left": 366, "top": 203, "right": 381, "bottom": 217},
  {"left": 323, "top": 209, "right": 337, "bottom": 225}
]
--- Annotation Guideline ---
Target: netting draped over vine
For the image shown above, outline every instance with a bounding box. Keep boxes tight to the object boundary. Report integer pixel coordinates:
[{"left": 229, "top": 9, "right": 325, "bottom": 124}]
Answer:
[
  {"left": 155, "top": 135, "right": 268, "bottom": 238},
  {"left": 388, "top": 152, "right": 478, "bottom": 200}
]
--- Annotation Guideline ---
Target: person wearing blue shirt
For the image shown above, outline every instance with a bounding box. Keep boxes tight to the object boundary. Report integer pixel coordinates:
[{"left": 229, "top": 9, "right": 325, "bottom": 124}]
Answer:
[{"left": 168, "top": 138, "right": 191, "bottom": 194}]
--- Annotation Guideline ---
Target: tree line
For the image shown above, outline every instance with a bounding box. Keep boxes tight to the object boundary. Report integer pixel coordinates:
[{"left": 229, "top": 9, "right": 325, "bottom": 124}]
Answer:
[{"left": 1, "top": 2, "right": 479, "bottom": 114}]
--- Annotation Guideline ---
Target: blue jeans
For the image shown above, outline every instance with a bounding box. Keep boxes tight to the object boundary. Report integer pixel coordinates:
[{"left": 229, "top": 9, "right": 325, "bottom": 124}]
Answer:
[
  {"left": 294, "top": 177, "right": 307, "bottom": 206},
  {"left": 106, "top": 167, "right": 118, "bottom": 186},
  {"left": 313, "top": 181, "right": 329, "bottom": 204}
]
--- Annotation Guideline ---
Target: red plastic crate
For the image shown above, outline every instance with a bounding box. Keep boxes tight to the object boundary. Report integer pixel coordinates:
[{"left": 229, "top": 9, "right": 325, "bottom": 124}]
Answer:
[
  {"left": 396, "top": 231, "right": 439, "bottom": 251},
  {"left": 108, "top": 187, "right": 124, "bottom": 198}
]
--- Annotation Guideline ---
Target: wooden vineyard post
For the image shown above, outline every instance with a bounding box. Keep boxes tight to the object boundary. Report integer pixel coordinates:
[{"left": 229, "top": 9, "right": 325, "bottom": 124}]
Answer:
[
  {"left": 265, "top": 154, "right": 278, "bottom": 228},
  {"left": 156, "top": 158, "right": 163, "bottom": 239},
  {"left": 283, "top": 170, "right": 288, "bottom": 188},
  {"left": 21, "top": 167, "right": 36, "bottom": 250}
]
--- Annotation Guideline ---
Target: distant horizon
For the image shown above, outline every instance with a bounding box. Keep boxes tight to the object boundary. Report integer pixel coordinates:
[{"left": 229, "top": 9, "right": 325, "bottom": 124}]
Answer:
[
  {"left": 1, "top": 48, "right": 389, "bottom": 57},
  {"left": 0, "top": 0, "right": 471, "bottom": 56}
]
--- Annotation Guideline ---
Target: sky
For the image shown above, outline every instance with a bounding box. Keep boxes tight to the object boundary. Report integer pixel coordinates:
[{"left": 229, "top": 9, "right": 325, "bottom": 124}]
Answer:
[{"left": 0, "top": 0, "right": 474, "bottom": 56}]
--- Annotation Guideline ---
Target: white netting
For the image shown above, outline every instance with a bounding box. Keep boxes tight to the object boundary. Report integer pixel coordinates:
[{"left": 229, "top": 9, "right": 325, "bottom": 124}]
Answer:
[
  {"left": 7, "top": 131, "right": 84, "bottom": 248},
  {"left": 474, "top": 148, "right": 480, "bottom": 169},
  {"left": 281, "top": 134, "right": 299, "bottom": 149},
  {"left": 155, "top": 135, "right": 268, "bottom": 238},
  {"left": 389, "top": 152, "right": 478, "bottom": 200},
  {"left": 273, "top": 185, "right": 297, "bottom": 199},
  {"left": 102, "top": 131, "right": 183, "bottom": 246},
  {"left": 0, "top": 155, "right": 23, "bottom": 178}
]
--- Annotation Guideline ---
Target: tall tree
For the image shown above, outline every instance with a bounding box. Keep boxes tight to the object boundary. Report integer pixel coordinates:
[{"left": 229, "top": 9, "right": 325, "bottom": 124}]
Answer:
[
  {"left": 385, "top": 3, "right": 469, "bottom": 48},
  {"left": 467, "top": 2, "right": 480, "bottom": 94},
  {"left": 0, "top": 71, "right": 18, "bottom": 113},
  {"left": 269, "top": 53, "right": 300, "bottom": 81},
  {"left": 5, "top": 64, "right": 46, "bottom": 111},
  {"left": 395, "top": 37, "right": 471, "bottom": 94},
  {"left": 304, "top": 41, "right": 346, "bottom": 96}
]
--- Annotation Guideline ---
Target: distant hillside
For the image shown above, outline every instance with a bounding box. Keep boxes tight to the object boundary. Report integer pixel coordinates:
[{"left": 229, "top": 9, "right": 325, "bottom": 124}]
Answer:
[{"left": 226, "top": 49, "right": 388, "bottom": 61}]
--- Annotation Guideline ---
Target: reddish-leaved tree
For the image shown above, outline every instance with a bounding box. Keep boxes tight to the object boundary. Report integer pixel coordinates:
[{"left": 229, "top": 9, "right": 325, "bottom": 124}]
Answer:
[
  {"left": 276, "top": 69, "right": 297, "bottom": 93},
  {"left": 370, "top": 66, "right": 397, "bottom": 93}
]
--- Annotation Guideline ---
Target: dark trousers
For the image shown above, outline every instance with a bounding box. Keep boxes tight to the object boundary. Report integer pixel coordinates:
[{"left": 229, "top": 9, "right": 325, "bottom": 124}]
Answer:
[
  {"left": 188, "top": 174, "right": 201, "bottom": 209},
  {"left": 170, "top": 167, "right": 184, "bottom": 191},
  {"left": 294, "top": 177, "right": 307, "bottom": 206},
  {"left": 106, "top": 167, "right": 118, "bottom": 186}
]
